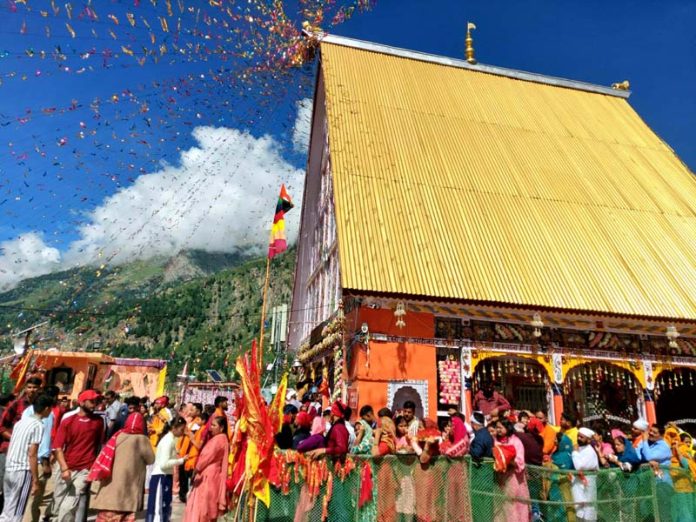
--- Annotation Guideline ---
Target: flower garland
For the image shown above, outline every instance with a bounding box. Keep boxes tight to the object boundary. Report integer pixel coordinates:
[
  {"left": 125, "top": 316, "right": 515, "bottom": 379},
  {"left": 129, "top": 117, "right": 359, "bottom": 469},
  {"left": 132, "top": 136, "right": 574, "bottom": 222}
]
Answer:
[
  {"left": 332, "top": 343, "right": 344, "bottom": 402},
  {"left": 272, "top": 450, "right": 358, "bottom": 521},
  {"left": 297, "top": 312, "right": 346, "bottom": 364}
]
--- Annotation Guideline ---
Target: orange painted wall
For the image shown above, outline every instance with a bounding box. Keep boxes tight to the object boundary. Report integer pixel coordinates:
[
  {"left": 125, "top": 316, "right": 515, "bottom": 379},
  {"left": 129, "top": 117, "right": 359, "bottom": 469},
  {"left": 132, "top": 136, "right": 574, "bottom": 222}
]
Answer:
[{"left": 345, "top": 306, "right": 438, "bottom": 417}]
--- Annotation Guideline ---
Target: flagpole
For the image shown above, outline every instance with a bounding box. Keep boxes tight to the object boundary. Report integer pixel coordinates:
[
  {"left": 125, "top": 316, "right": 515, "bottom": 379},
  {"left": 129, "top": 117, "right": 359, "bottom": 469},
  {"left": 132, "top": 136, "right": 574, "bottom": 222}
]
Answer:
[{"left": 258, "top": 256, "right": 271, "bottom": 367}]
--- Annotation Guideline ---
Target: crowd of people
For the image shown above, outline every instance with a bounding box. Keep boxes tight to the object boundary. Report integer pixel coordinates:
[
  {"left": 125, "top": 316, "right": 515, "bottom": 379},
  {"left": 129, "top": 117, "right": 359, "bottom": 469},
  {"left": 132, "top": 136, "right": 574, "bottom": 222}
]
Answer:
[
  {"left": 0, "top": 378, "right": 694, "bottom": 522},
  {"left": 278, "top": 384, "right": 696, "bottom": 522},
  {"left": 0, "top": 378, "right": 236, "bottom": 522}
]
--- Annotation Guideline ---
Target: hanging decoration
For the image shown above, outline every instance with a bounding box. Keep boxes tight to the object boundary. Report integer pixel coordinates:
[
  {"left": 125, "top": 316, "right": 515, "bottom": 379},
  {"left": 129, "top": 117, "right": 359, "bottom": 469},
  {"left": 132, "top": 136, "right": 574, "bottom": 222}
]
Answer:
[
  {"left": 438, "top": 354, "right": 461, "bottom": 405},
  {"left": 297, "top": 310, "right": 345, "bottom": 364}
]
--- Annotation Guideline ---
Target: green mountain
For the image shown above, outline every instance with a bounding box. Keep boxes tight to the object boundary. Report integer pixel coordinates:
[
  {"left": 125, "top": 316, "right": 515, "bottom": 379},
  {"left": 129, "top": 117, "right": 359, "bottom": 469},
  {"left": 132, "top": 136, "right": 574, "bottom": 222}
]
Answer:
[{"left": 0, "top": 249, "right": 296, "bottom": 382}]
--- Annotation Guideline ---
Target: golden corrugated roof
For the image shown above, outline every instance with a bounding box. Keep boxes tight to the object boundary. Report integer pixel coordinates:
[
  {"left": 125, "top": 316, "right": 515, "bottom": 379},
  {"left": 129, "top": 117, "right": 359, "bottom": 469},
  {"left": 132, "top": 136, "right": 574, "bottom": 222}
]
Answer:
[{"left": 320, "top": 40, "right": 696, "bottom": 321}]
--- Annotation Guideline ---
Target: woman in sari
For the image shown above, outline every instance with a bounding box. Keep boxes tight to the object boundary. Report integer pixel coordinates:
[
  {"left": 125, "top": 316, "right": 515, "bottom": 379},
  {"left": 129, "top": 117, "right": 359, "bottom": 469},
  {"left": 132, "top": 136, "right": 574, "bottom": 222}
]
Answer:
[
  {"left": 493, "top": 419, "right": 530, "bottom": 522},
  {"left": 90, "top": 412, "right": 155, "bottom": 522},
  {"left": 546, "top": 432, "right": 576, "bottom": 522},
  {"left": 371, "top": 409, "right": 397, "bottom": 457},
  {"left": 665, "top": 425, "right": 696, "bottom": 522},
  {"left": 184, "top": 416, "right": 229, "bottom": 522},
  {"left": 351, "top": 415, "right": 374, "bottom": 455},
  {"left": 604, "top": 434, "right": 642, "bottom": 521},
  {"left": 440, "top": 415, "right": 470, "bottom": 457}
]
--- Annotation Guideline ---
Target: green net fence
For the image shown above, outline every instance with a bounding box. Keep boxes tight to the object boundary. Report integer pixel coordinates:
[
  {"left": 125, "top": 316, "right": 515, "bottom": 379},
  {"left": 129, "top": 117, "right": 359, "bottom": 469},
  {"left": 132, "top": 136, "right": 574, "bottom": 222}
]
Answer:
[{"left": 235, "top": 455, "right": 696, "bottom": 522}]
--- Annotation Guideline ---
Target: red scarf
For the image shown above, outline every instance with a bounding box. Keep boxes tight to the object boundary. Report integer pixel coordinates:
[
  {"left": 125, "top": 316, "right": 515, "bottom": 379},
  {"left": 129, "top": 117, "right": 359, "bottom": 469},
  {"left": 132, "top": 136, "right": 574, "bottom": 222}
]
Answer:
[{"left": 88, "top": 413, "right": 146, "bottom": 482}]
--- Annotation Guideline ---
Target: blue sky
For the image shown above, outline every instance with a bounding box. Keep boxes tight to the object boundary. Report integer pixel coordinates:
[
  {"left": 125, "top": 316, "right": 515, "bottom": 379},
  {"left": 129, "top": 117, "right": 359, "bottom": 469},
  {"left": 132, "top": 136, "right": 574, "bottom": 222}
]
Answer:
[{"left": 0, "top": 0, "right": 694, "bottom": 289}]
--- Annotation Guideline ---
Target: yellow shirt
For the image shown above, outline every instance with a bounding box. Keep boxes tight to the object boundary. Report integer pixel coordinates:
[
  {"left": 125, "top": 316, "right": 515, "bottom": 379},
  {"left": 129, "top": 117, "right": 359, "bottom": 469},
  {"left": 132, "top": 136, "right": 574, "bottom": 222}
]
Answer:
[
  {"left": 563, "top": 427, "right": 579, "bottom": 448},
  {"left": 148, "top": 409, "right": 172, "bottom": 449}
]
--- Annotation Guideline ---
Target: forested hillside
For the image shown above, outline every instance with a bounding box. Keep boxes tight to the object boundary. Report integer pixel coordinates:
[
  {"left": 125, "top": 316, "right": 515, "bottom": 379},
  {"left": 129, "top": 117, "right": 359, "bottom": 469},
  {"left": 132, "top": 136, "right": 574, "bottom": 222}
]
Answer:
[{"left": 0, "top": 250, "right": 295, "bottom": 381}]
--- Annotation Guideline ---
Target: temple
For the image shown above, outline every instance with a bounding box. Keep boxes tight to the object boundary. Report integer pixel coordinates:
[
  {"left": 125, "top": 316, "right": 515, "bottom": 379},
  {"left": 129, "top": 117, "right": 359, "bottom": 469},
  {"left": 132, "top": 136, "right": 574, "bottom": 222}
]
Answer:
[{"left": 289, "top": 34, "right": 696, "bottom": 428}]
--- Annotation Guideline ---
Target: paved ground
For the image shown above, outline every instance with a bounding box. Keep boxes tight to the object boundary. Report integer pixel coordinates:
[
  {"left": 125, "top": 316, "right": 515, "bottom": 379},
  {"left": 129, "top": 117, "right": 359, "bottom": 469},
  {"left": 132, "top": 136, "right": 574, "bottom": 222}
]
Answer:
[{"left": 87, "top": 497, "right": 187, "bottom": 521}]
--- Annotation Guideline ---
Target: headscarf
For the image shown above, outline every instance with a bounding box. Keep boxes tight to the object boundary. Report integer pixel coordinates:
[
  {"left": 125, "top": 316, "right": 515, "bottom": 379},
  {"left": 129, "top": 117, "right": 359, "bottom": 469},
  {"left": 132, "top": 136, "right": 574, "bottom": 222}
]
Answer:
[
  {"left": 552, "top": 433, "right": 574, "bottom": 470},
  {"left": 378, "top": 417, "right": 397, "bottom": 453},
  {"left": 451, "top": 416, "right": 467, "bottom": 444},
  {"left": 351, "top": 419, "right": 374, "bottom": 454},
  {"left": 122, "top": 411, "right": 146, "bottom": 434},
  {"left": 330, "top": 400, "right": 347, "bottom": 419},
  {"left": 614, "top": 437, "right": 641, "bottom": 468},
  {"left": 295, "top": 411, "right": 312, "bottom": 429},
  {"left": 88, "top": 413, "right": 146, "bottom": 482},
  {"left": 443, "top": 416, "right": 470, "bottom": 457},
  {"left": 527, "top": 417, "right": 544, "bottom": 436},
  {"left": 611, "top": 429, "right": 627, "bottom": 440},
  {"left": 310, "top": 416, "right": 325, "bottom": 436}
]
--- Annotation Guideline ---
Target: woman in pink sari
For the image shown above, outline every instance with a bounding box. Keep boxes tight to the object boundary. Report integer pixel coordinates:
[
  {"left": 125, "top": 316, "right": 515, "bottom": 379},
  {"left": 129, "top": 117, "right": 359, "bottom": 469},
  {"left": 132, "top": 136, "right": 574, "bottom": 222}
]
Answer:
[
  {"left": 494, "top": 419, "right": 530, "bottom": 522},
  {"left": 184, "top": 416, "right": 229, "bottom": 522},
  {"left": 440, "top": 415, "right": 470, "bottom": 457}
]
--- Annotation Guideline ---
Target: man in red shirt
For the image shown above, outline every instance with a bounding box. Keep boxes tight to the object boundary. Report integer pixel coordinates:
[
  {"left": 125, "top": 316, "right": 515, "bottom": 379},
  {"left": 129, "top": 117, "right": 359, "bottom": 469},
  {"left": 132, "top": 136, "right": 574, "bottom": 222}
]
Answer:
[
  {"left": 0, "top": 376, "right": 41, "bottom": 512},
  {"left": 50, "top": 389, "right": 105, "bottom": 522},
  {"left": 473, "top": 381, "right": 511, "bottom": 418}
]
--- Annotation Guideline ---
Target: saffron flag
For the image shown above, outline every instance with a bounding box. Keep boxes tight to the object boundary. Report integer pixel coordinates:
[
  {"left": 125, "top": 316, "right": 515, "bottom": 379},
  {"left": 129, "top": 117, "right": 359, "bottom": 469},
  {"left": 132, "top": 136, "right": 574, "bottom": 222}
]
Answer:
[
  {"left": 269, "top": 373, "right": 288, "bottom": 435},
  {"left": 233, "top": 341, "right": 275, "bottom": 507},
  {"left": 268, "top": 184, "right": 294, "bottom": 258}
]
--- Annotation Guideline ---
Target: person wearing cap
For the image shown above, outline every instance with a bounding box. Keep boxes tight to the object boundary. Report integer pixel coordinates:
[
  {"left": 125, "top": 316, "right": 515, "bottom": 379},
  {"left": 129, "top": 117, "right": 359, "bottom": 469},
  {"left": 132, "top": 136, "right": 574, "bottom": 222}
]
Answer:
[
  {"left": 50, "top": 389, "right": 105, "bottom": 522},
  {"left": 291, "top": 411, "right": 313, "bottom": 449},
  {"left": 148, "top": 396, "right": 172, "bottom": 450},
  {"left": 571, "top": 427, "right": 599, "bottom": 522},
  {"left": 306, "top": 401, "right": 350, "bottom": 459},
  {"left": 469, "top": 411, "right": 494, "bottom": 460}
]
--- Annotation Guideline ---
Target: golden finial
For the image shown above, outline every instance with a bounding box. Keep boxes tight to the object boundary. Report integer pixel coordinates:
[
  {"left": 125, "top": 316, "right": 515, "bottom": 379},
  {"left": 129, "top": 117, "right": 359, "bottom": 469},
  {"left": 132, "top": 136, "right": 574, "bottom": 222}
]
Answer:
[
  {"left": 465, "top": 22, "right": 477, "bottom": 64},
  {"left": 611, "top": 80, "right": 630, "bottom": 90}
]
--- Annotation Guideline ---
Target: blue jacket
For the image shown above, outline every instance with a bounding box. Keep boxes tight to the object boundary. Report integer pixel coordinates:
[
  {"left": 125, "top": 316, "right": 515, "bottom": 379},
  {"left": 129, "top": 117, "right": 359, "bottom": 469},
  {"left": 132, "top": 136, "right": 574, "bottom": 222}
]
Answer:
[{"left": 470, "top": 427, "right": 494, "bottom": 460}]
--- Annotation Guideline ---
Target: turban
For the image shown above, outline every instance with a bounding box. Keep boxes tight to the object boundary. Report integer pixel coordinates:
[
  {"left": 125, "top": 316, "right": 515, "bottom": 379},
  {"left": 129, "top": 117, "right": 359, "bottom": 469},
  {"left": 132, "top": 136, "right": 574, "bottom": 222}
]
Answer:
[
  {"left": 471, "top": 411, "right": 486, "bottom": 426},
  {"left": 578, "top": 427, "right": 595, "bottom": 438},
  {"left": 330, "top": 400, "right": 347, "bottom": 418},
  {"left": 154, "top": 396, "right": 170, "bottom": 408},
  {"left": 632, "top": 419, "right": 649, "bottom": 431}
]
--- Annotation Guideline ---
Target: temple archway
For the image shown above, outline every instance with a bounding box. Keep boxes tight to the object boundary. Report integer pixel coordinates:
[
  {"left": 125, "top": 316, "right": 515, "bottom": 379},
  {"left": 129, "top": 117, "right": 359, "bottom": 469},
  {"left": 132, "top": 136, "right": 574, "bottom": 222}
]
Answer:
[
  {"left": 563, "top": 362, "right": 641, "bottom": 421},
  {"left": 655, "top": 368, "right": 696, "bottom": 433},
  {"left": 472, "top": 356, "right": 550, "bottom": 413}
]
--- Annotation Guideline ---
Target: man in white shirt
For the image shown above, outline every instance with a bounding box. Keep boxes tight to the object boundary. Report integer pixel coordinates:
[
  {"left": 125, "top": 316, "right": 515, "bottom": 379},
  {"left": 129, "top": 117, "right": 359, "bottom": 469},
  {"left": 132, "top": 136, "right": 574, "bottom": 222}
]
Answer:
[
  {"left": 571, "top": 427, "right": 600, "bottom": 522},
  {"left": 103, "top": 391, "right": 123, "bottom": 438},
  {"left": 0, "top": 395, "right": 52, "bottom": 522}
]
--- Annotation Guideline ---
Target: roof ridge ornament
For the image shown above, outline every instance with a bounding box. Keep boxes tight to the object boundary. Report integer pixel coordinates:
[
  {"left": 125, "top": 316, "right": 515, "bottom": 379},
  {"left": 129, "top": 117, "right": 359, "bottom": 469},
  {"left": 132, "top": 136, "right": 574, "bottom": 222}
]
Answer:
[{"left": 465, "top": 21, "right": 477, "bottom": 64}]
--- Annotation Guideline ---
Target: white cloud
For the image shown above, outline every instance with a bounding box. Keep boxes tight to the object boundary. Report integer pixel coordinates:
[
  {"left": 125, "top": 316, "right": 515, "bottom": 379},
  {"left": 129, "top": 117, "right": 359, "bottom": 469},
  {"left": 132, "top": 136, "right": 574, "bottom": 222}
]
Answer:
[
  {"left": 0, "top": 126, "right": 304, "bottom": 290},
  {"left": 292, "top": 98, "right": 313, "bottom": 153},
  {"left": 0, "top": 233, "right": 61, "bottom": 291},
  {"left": 65, "top": 126, "right": 304, "bottom": 266}
]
